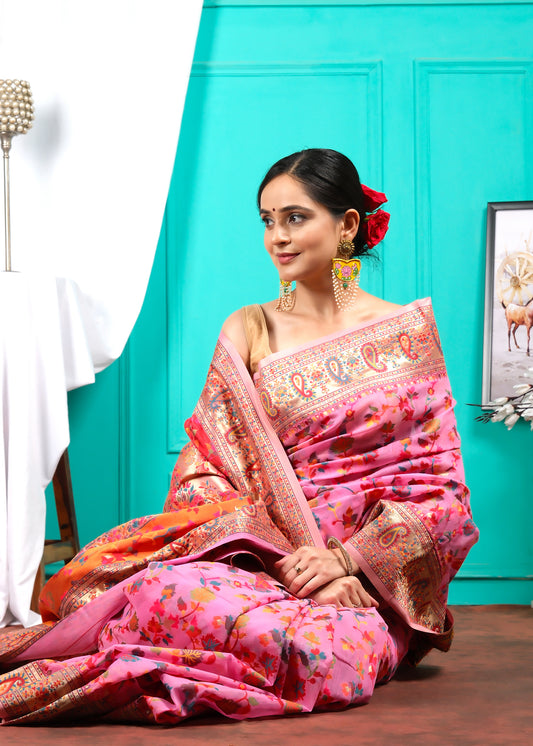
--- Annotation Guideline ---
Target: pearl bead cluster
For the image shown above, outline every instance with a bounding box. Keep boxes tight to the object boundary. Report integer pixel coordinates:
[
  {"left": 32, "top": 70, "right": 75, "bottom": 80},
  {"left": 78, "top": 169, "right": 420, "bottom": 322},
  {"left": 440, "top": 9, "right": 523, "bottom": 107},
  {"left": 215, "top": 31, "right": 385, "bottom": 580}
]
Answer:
[
  {"left": 332, "top": 265, "right": 360, "bottom": 311},
  {"left": 0, "top": 80, "right": 34, "bottom": 135},
  {"left": 275, "top": 280, "right": 295, "bottom": 312}
]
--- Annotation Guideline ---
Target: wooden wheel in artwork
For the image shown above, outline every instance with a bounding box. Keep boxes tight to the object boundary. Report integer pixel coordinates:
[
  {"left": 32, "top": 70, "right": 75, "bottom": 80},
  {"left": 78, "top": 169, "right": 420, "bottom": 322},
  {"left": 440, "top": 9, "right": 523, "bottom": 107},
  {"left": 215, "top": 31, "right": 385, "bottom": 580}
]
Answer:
[{"left": 495, "top": 250, "right": 533, "bottom": 306}]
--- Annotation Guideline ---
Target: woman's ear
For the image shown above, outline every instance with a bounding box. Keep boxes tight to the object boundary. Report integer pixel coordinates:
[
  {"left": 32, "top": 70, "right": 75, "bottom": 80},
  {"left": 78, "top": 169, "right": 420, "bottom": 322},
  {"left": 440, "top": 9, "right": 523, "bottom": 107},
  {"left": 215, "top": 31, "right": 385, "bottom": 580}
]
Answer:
[{"left": 342, "top": 209, "right": 360, "bottom": 242}]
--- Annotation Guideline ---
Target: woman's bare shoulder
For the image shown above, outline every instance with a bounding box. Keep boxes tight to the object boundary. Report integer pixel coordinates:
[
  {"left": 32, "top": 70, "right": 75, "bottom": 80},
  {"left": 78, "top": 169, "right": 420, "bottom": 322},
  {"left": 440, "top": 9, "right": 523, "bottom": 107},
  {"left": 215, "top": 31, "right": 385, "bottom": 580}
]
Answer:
[
  {"left": 220, "top": 308, "right": 250, "bottom": 368},
  {"left": 370, "top": 297, "right": 403, "bottom": 314},
  {"left": 356, "top": 292, "right": 402, "bottom": 323}
]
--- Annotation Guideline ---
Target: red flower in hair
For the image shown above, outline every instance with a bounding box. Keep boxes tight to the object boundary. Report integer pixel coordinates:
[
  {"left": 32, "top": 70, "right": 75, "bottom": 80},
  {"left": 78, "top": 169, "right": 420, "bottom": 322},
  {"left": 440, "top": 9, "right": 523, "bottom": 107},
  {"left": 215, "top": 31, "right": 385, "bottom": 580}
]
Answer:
[
  {"left": 361, "top": 183, "right": 387, "bottom": 212},
  {"left": 360, "top": 183, "right": 390, "bottom": 248},
  {"left": 364, "top": 209, "right": 390, "bottom": 249}
]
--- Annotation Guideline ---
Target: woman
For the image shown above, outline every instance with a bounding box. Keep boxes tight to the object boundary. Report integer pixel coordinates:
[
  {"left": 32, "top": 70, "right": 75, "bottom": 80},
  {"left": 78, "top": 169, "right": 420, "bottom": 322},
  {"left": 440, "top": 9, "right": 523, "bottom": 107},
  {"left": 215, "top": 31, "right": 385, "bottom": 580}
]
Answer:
[{"left": 0, "top": 149, "right": 478, "bottom": 724}]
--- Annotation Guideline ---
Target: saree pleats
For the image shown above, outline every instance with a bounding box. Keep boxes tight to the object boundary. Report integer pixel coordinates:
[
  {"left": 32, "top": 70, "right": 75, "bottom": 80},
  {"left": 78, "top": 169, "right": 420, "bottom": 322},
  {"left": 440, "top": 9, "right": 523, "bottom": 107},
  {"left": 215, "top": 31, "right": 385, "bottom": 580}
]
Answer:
[{"left": 0, "top": 562, "right": 408, "bottom": 724}]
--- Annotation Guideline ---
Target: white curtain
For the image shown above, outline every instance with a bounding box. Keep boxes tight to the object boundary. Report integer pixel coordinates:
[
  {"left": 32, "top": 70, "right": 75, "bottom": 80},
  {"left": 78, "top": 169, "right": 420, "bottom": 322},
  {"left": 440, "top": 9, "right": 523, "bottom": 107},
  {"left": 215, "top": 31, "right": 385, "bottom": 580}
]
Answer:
[
  {"left": 0, "top": 0, "right": 203, "bottom": 367},
  {"left": 0, "top": 0, "right": 203, "bottom": 626}
]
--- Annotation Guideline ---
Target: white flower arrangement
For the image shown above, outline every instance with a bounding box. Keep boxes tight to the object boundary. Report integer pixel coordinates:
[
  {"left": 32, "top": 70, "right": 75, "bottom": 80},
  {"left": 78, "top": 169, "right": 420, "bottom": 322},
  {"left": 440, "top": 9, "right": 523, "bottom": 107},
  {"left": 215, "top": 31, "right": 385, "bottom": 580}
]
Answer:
[{"left": 473, "top": 367, "right": 533, "bottom": 430}]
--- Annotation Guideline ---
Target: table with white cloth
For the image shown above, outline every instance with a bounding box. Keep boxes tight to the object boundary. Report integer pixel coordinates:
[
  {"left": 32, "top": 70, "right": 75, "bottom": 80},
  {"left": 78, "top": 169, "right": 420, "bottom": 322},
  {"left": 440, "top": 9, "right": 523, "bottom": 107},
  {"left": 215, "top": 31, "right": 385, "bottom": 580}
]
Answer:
[{"left": 0, "top": 272, "right": 97, "bottom": 628}]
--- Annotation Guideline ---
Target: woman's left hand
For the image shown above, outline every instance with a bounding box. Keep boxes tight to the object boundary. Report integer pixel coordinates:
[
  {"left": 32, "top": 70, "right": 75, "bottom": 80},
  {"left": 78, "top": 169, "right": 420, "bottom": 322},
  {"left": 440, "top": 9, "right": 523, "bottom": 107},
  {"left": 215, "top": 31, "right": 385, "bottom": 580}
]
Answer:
[
  {"left": 309, "top": 575, "right": 379, "bottom": 609},
  {"left": 274, "top": 546, "right": 352, "bottom": 597}
]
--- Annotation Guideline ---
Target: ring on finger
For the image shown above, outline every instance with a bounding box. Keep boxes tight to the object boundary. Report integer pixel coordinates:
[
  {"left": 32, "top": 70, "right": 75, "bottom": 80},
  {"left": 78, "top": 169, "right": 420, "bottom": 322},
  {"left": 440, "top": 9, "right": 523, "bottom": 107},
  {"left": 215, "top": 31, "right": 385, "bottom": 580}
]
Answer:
[{"left": 295, "top": 565, "right": 302, "bottom": 574}]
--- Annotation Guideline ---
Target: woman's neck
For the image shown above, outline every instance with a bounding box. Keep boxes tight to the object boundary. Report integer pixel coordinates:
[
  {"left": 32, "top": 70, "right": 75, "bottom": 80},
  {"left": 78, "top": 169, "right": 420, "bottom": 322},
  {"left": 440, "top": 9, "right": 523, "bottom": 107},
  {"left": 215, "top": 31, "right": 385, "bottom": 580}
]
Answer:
[{"left": 292, "top": 279, "right": 362, "bottom": 323}]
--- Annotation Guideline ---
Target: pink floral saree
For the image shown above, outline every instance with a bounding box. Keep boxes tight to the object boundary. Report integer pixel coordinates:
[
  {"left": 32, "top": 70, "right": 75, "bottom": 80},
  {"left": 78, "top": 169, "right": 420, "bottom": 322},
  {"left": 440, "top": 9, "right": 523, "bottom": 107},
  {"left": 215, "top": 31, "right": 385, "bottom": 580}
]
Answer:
[{"left": 0, "top": 298, "right": 478, "bottom": 724}]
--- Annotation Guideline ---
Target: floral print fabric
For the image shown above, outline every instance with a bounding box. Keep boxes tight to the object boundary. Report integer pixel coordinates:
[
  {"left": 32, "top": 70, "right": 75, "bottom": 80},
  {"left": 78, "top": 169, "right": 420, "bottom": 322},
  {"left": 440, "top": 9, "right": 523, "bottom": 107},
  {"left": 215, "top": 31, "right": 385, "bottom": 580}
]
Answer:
[
  {"left": 0, "top": 562, "right": 408, "bottom": 724},
  {"left": 0, "top": 300, "right": 477, "bottom": 724},
  {"left": 254, "top": 300, "right": 477, "bottom": 634}
]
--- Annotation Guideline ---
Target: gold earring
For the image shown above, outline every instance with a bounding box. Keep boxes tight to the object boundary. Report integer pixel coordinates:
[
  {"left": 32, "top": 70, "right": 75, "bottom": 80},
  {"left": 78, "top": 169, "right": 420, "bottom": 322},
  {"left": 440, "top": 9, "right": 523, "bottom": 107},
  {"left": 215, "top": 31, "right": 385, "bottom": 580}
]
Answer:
[
  {"left": 337, "top": 239, "right": 355, "bottom": 259},
  {"left": 275, "top": 279, "right": 295, "bottom": 312},
  {"left": 332, "top": 239, "right": 361, "bottom": 311}
]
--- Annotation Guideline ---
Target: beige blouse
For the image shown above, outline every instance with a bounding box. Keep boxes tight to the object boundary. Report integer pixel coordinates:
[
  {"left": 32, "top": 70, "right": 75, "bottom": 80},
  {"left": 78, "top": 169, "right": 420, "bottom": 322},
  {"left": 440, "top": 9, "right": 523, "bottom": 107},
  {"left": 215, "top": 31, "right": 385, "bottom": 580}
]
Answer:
[{"left": 241, "top": 304, "right": 273, "bottom": 375}]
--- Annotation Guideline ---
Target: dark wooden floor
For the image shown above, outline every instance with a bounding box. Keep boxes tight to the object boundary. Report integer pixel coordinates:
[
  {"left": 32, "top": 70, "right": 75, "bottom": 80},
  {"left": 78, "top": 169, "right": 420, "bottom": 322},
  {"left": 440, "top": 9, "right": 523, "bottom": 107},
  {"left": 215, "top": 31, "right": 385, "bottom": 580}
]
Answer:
[{"left": 0, "top": 605, "right": 531, "bottom": 745}]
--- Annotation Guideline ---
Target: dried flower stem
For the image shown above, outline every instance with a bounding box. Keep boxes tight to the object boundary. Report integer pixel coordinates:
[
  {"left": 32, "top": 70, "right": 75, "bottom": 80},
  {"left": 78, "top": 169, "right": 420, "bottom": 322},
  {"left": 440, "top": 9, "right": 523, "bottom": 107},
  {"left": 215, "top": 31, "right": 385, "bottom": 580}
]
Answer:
[{"left": 469, "top": 368, "right": 533, "bottom": 431}]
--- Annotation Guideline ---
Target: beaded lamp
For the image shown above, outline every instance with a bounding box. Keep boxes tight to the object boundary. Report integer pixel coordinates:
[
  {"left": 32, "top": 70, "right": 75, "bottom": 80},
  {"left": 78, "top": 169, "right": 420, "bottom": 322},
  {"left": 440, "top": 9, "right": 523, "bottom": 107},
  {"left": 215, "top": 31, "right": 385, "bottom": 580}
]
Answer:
[{"left": 0, "top": 79, "right": 35, "bottom": 271}]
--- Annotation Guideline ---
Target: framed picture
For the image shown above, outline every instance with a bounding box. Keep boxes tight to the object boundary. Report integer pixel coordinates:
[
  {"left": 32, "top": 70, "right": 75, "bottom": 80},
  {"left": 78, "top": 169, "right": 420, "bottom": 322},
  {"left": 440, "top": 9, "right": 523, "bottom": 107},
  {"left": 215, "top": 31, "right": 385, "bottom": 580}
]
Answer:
[{"left": 482, "top": 201, "right": 533, "bottom": 404}]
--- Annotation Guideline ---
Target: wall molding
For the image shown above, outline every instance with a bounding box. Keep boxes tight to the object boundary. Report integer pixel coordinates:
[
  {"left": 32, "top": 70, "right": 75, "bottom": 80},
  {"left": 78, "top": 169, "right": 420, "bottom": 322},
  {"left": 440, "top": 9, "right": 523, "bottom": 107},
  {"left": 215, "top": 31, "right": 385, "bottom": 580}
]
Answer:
[
  {"left": 454, "top": 575, "right": 533, "bottom": 581},
  {"left": 414, "top": 60, "right": 533, "bottom": 298},
  {"left": 190, "top": 61, "right": 381, "bottom": 77},
  {"left": 203, "top": 1, "right": 533, "bottom": 7},
  {"left": 187, "top": 59, "right": 383, "bottom": 182},
  {"left": 118, "top": 346, "right": 131, "bottom": 523},
  {"left": 164, "top": 209, "right": 187, "bottom": 456}
]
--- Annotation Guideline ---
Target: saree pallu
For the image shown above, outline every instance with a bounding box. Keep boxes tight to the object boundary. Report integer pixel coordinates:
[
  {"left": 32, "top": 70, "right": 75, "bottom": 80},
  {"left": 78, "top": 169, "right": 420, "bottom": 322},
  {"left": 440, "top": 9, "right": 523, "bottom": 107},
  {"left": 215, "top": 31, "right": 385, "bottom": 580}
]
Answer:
[{"left": 0, "top": 299, "right": 478, "bottom": 724}]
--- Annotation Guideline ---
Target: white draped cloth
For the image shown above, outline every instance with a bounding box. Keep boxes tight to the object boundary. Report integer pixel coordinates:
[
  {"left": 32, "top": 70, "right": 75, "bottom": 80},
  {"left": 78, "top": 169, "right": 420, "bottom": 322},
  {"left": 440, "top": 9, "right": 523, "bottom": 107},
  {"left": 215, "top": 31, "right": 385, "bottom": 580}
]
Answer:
[
  {"left": 0, "top": 0, "right": 203, "bottom": 627},
  {"left": 0, "top": 274, "right": 97, "bottom": 627}
]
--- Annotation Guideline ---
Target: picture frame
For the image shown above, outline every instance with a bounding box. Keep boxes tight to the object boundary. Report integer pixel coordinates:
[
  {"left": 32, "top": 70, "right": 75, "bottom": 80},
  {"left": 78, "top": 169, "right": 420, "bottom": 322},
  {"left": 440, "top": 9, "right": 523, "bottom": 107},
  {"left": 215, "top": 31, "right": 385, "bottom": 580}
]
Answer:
[{"left": 482, "top": 201, "right": 533, "bottom": 404}]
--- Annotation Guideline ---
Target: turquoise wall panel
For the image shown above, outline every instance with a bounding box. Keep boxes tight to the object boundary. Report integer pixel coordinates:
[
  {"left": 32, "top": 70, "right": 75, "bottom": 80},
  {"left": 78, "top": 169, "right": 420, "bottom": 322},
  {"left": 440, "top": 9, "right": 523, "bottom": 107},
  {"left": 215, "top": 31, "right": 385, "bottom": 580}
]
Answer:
[
  {"left": 60, "top": 1, "right": 533, "bottom": 604},
  {"left": 414, "top": 62, "right": 533, "bottom": 592},
  {"left": 45, "top": 361, "right": 121, "bottom": 547},
  {"left": 166, "top": 61, "right": 386, "bottom": 452}
]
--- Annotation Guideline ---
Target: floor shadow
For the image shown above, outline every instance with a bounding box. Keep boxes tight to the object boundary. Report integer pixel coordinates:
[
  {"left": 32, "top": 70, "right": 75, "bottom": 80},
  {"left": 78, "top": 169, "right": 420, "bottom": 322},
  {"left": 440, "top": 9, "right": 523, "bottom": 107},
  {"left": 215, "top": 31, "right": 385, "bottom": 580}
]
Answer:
[{"left": 394, "top": 663, "right": 442, "bottom": 681}]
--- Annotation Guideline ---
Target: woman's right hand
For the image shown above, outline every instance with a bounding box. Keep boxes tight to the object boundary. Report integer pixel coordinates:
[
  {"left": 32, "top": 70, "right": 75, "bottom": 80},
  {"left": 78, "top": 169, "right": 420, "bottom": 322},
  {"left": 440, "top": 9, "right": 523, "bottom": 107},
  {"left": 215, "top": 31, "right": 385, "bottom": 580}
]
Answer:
[{"left": 308, "top": 575, "right": 379, "bottom": 609}]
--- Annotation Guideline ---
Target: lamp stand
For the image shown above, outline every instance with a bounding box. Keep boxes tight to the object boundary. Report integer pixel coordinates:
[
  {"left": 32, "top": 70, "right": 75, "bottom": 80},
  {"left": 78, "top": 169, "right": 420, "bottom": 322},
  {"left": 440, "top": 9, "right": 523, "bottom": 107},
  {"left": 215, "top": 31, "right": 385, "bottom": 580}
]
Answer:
[{"left": 1, "top": 133, "right": 13, "bottom": 272}]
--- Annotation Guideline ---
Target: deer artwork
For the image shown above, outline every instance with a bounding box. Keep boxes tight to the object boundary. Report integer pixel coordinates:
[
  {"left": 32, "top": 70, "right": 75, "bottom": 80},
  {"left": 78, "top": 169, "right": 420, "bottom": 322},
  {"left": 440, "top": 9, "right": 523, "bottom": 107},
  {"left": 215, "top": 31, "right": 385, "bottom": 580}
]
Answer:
[{"left": 503, "top": 298, "right": 533, "bottom": 356}]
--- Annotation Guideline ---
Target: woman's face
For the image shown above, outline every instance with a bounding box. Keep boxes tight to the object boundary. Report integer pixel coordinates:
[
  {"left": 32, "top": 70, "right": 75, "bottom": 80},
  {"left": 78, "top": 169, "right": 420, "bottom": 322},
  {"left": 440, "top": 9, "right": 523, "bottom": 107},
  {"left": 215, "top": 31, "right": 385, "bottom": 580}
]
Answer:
[{"left": 260, "top": 174, "right": 352, "bottom": 285}]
